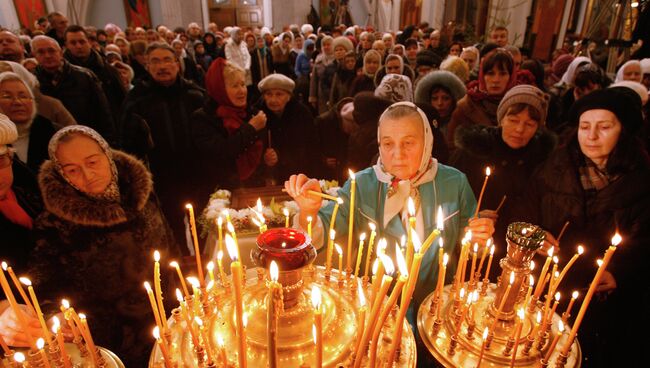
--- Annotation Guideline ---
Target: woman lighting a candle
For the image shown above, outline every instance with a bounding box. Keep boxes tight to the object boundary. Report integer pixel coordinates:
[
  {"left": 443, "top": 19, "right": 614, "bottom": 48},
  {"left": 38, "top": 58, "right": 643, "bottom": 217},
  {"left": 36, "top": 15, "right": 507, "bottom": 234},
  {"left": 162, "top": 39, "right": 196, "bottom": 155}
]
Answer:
[{"left": 285, "top": 101, "right": 495, "bottom": 365}]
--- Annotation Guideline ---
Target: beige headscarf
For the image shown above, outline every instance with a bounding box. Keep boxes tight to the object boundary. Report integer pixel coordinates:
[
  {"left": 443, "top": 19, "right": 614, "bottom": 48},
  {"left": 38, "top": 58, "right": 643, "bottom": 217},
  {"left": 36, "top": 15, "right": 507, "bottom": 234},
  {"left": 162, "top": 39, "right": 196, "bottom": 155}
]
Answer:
[{"left": 372, "top": 102, "right": 437, "bottom": 234}]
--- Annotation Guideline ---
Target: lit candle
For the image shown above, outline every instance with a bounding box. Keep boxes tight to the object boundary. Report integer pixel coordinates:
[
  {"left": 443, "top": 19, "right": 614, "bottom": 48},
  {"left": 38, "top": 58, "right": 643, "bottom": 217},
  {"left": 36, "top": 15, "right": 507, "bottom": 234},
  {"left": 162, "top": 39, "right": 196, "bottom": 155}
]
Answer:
[
  {"left": 217, "top": 216, "right": 224, "bottom": 255},
  {"left": 59, "top": 299, "right": 81, "bottom": 342},
  {"left": 312, "top": 286, "right": 322, "bottom": 368},
  {"left": 18, "top": 277, "right": 53, "bottom": 342},
  {"left": 533, "top": 247, "right": 554, "bottom": 300},
  {"left": 207, "top": 261, "right": 216, "bottom": 284},
  {"left": 551, "top": 245, "right": 584, "bottom": 295},
  {"left": 51, "top": 317, "right": 72, "bottom": 368},
  {"left": 78, "top": 313, "right": 100, "bottom": 365},
  {"left": 326, "top": 229, "right": 336, "bottom": 273},
  {"left": 491, "top": 271, "right": 515, "bottom": 328},
  {"left": 474, "top": 167, "right": 491, "bottom": 218},
  {"left": 0, "top": 333, "right": 11, "bottom": 356},
  {"left": 363, "top": 223, "right": 377, "bottom": 279},
  {"left": 153, "top": 326, "right": 172, "bottom": 368},
  {"left": 186, "top": 204, "right": 205, "bottom": 287},
  {"left": 186, "top": 277, "right": 201, "bottom": 303},
  {"left": 217, "top": 251, "right": 228, "bottom": 287},
  {"left": 256, "top": 198, "right": 268, "bottom": 233},
  {"left": 454, "top": 290, "right": 474, "bottom": 336},
  {"left": 355, "top": 279, "right": 367, "bottom": 353},
  {"left": 2, "top": 262, "right": 35, "bottom": 313},
  {"left": 476, "top": 327, "right": 489, "bottom": 367},
  {"left": 335, "top": 244, "right": 343, "bottom": 277},
  {"left": 0, "top": 265, "right": 36, "bottom": 350},
  {"left": 562, "top": 291, "right": 579, "bottom": 323},
  {"left": 352, "top": 256, "right": 394, "bottom": 368},
  {"left": 169, "top": 261, "right": 190, "bottom": 299},
  {"left": 226, "top": 234, "right": 247, "bottom": 368},
  {"left": 175, "top": 289, "right": 200, "bottom": 347},
  {"left": 13, "top": 352, "right": 25, "bottom": 365},
  {"left": 524, "top": 274, "right": 535, "bottom": 308},
  {"left": 354, "top": 233, "right": 366, "bottom": 278},
  {"left": 217, "top": 334, "right": 227, "bottom": 366},
  {"left": 144, "top": 282, "right": 163, "bottom": 332},
  {"left": 267, "top": 261, "right": 282, "bottom": 368},
  {"left": 547, "top": 292, "right": 561, "bottom": 323},
  {"left": 406, "top": 197, "right": 416, "bottom": 268},
  {"left": 346, "top": 170, "right": 357, "bottom": 272},
  {"left": 367, "top": 245, "right": 408, "bottom": 366},
  {"left": 194, "top": 317, "right": 215, "bottom": 363},
  {"left": 477, "top": 238, "right": 491, "bottom": 278},
  {"left": 222, "top": 209, "right": 231, "bottom": 223},
  {"left": 469, "top": 243, "right": 478, "bottom": 284},
  {"left": 483, "top": 244, "right": 495, "bottom": 280},
  {"left": 153, "top": 251, "right": 168, "bottom": 331},
  {"left": 307, "top": 216, "right": 313, "bottom": 238},
  {"left": 387, "top": 231, "right": 425, "bottom": 364},
  {"left": 540, "top": 258, "right": 559, "bottom": 328},
  {"left": 36, "top": 338, "right": 52, "bottom": 368},
  {"left": 435, "top": 254, "right": 450, "bottom": 318},
  {"left": 544, "top": 320, "right": 566, "bottom": 362},
  {"left": 328, "top": 198, "right": 343, "bottom": 243},
  {"left": 283, "top": 208, "right": 289, "bottom": 228},
  {"left": 454, "top": 232, "right": 471, "bottom": 291},
  {"left": 509, "top": 309, "right": 526, "bottom": 368}
]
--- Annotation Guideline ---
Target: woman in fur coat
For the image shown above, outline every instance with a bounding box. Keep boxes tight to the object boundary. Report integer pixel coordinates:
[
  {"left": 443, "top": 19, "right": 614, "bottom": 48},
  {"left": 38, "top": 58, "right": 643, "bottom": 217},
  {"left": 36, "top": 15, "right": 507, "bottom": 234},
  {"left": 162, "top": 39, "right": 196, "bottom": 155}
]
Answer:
[{"left": 30, "top": 125, "right": 175, "bottom": 367}]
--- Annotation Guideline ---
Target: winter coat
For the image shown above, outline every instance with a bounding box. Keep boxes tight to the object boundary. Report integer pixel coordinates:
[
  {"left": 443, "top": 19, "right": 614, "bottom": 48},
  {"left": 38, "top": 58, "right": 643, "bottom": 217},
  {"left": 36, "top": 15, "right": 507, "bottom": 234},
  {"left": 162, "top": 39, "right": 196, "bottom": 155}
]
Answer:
[
  {"left": 31, "top": 150, "right": 175, "bottom": 367},
  {"left": 36, "top": 60, "right": 115, "bottom": 143},
  {"left": 22, "top": 115, "right": 59, "bottom": 173},
  {"left": 447, "top": 94, "right": 500, "bottom": 148},
  {"left": 349, "top": 74, "right": 375, "bottom": 96},
  {"left": 119, "top": 77, "right": 205, "bottom": 250},
  {"left": 64, "top": 48, "right": 127, "bottom": 121},
  {"left": 225, "top": 39, "right": 252, "bottom": 85},
  {"left": 191, "top": 99, "right": 267, "bottom": 195},
  {"left": 450, "top": 125, "right": 557, "bottom": 273},
  {"left": 0, "top": 159, "right": 42, "bottom": 273},
  {"left": 256, "top": 97, "right": 320, "bottom": 182},
  {"left": 512, "top": 146, "right": 650, "bottom": 367},
  {"left": 250, "top": 47, "right": 272, "bottom": 87},
  {"left": 329, "top": 66, "right": 356, "bottom": 108},
  {"left": 271, "top": 44, "right": 294, "bottom": 79},
  {"left": 314, "top": 98, "right": 353, "bottom": 182},
  {"left": 309, "top": 54, "right": 336, "bottom": 114},
  {"left": 34, "top": 92, "right": 76, "bottom": 129}
]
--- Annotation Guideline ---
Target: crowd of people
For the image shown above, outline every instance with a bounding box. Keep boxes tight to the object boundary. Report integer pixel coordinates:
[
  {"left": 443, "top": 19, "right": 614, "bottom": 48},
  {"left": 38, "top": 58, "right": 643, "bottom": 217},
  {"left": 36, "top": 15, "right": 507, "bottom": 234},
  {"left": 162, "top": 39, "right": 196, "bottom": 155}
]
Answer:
[{"left": 1, "top": 10, "right": 649, "bottom": 367}]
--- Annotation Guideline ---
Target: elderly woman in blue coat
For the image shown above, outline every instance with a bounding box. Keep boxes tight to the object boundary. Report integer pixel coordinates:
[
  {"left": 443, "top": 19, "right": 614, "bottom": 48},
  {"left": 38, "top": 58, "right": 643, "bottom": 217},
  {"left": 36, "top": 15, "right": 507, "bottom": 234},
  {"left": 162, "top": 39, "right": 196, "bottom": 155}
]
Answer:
[{"left": 284, "top": 102, "right": 495, "bottom": 344}]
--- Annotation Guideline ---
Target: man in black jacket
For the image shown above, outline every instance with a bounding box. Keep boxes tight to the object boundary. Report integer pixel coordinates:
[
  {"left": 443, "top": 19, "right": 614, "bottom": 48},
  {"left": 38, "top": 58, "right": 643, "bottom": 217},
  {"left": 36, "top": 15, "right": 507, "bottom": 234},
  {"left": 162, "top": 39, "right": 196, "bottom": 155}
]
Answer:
[
  {"left": 63, "top": 25, "right": 126, "bottom": 121},
  {"left": 120, "top": 42, "right": 205, "bottom": 252},
  {"left": 31, "top": 35, "right": 115, "bottom": 143}
]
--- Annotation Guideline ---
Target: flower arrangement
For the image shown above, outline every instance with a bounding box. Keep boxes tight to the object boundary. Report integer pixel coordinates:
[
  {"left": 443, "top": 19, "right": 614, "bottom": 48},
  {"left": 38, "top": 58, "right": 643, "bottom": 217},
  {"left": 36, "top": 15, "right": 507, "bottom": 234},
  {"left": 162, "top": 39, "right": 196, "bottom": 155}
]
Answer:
[{"left": 199, "top": 180, "right": 340, "bottom": 236}]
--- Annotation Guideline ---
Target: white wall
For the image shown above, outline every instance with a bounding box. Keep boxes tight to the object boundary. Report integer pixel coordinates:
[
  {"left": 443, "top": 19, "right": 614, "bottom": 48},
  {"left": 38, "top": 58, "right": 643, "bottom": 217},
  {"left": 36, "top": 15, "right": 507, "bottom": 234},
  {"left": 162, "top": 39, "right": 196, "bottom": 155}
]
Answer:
[
  {"left": 271, "top": 0, "right": 311, "bottom": 32},
  {"left": 0, "top": 1, "right": 19, "bottom": 30}
]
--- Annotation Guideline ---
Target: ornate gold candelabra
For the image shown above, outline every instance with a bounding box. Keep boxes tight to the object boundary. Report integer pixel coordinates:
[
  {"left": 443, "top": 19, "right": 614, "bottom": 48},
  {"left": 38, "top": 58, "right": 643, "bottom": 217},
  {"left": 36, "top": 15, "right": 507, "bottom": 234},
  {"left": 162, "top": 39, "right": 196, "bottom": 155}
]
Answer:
[{"left": 417, "top": 223, "right": 582, "bottom": 368}]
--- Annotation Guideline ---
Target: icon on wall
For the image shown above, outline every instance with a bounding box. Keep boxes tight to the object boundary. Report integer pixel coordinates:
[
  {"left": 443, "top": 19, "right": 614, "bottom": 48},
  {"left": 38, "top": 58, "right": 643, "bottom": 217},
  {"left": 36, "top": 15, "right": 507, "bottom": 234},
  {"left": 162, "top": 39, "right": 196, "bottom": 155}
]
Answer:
[
  {"left": 12, "top": 0, "right": 47, "bottom": 30},
  {"left": 123, "top": 0, "right": 152, "bottom": 28}
]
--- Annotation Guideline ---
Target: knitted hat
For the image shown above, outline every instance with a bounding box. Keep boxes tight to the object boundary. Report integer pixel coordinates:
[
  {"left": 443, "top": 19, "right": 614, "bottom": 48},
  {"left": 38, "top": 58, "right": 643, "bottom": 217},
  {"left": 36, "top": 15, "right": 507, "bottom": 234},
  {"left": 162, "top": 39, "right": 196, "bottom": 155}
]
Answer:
[
  {"left": 258, "top": 73, "right": 295, "bottom": 94},
  {"left": 0, "top": 114, "right": 18, "bottom": 155},
  {"left": 332, "top": 36, "right": 353, "bottom": 52},
  {"left": 374, "top": 74, "right": 413, "bottom": 102},
  {"left": 610, "top": 80, "right": 648, "bottom": 106},
  {"left": 440, "top": 56, "right": 470, "bottom": 82},
  {"left": 416, "top": 50, "right": 442, "bottom": 68},
  {"left": 414, "top": 70, "right": 467, "bottom": 104},
  {"left": 497, "top": 84, "right": 549, "bottom": 126},
  {"left": 569, "top": 87, "right": 644, "bottom": 134}
]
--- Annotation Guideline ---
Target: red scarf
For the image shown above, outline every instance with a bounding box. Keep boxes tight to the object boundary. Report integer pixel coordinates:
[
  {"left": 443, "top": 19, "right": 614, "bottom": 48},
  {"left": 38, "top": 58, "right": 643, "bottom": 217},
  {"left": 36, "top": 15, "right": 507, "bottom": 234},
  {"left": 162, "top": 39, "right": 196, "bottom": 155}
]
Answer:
[
  {"left": 206, "top": 58, "right": 263, "bottom": 181},
  {"left": 0, "top": 189, "right": 33, "bottom": 229}
]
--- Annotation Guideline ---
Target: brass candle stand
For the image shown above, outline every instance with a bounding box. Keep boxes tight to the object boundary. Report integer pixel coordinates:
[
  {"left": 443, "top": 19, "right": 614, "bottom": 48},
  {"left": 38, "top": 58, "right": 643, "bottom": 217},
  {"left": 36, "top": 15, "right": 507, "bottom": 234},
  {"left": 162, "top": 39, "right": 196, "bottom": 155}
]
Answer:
[
  {"left": 149, "top": 228, "right": 417, "bottom": 367},
  {"left": 1, "top": 343, "right": 124, "bottom": 367},
  {"left": 417, "top": 223, "right": 582, "bottom": 368}
]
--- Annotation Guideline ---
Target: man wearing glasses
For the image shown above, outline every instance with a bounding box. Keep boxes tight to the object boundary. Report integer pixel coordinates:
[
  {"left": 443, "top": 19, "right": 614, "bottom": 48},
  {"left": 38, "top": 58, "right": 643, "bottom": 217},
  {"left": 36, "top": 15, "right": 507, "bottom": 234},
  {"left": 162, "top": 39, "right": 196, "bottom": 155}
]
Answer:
[{"left": 0, "top": 115, "right": 41, "bottom": 272}]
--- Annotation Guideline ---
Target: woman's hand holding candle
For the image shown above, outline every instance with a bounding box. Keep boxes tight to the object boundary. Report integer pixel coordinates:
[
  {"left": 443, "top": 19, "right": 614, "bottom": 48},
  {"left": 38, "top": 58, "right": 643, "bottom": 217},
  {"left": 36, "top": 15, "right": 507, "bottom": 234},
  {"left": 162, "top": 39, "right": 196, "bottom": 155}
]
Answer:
[
  {"left": 285, "top": 174, "right": 322, "bottom": 228},
  {"left": 0, "top": 301, "right": 42, "bottom": 346},
  {"left": 465, "top": 217, "right": 495, "bottom": 246}
]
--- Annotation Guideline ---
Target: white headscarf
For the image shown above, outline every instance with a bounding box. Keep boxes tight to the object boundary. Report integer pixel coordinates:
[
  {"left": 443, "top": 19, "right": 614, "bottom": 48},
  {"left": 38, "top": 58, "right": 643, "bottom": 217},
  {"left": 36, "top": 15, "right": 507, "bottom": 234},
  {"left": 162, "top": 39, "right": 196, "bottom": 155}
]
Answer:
[
  {"left": 560, "top": 56, "right": 591, "bottom": 86},
  {"left": 615, "top": 60, "right": 642, "bottom": 83},
  {"left": 373, "top": 102, "right": 437, "bottom": 234}
]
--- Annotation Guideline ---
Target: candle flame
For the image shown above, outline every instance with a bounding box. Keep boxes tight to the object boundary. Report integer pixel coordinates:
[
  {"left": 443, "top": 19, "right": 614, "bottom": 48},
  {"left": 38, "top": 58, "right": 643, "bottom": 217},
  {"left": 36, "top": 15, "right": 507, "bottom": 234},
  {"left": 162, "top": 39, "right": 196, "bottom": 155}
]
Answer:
[
  {"left": 463, "top": 230, "right": 472, "bottom": 243},
  {"left": 14, "top": 352, "right": 25, "bottom": 363},
  {"left": 529, "top": 275, "right": 534, "bottom": 286},
  {"left": 369, "top": 222, "right": 376, "bottom": 232},
  {"left": 186, "top": 277, "right": 200, "bottom": 288},
  {"left": 490, "top": 245, "right": 495, "bottom": 255},
  {"left": 144, "top": 281, "right": 152, "bottom": 292},
  {"left": 597, "top": 259, "right": 603, "bottom": 267},
  {"left": 372, "top": 259, "right": 379, "bottom": 275},
  {"left": 517, "top": 308, "right": 525, "bottom": 320},
  {"left": 530, "top": 260, "right": 535, "bottom": 271},
  {"left": 473, "top": 243, "right": 478, "bottom": 253},
  {"left": 379, "top": 238, "right": 388, "bottom": 253},
  {"left": 185, "top": 203, "right": 193, "bottom": 210},
  {"left": 329, "top": 229, "right": 336, "bottom": 239},
  {"left": 407, "top": 197, "right": 416, "bottom": 216},
  {"left": 206, "top": 280, "right": 215, "bottom": 290},
  {"left": 349, "top": 169, "right": 356, "bottom": 180},
  {"left": 217, "top": 334, "right": 224, "bottom": 347},
  {"left": 222, "top": 209, "right": 229, "bottom": 217},
  {"left": 306, "top": 215, "right": 312, "bottom": 223},
  {"left": 411, "top": 229, "right": 422, "bottom": 253},
  {"left": 311, "top": 286, "right": 322, "bottom": 310},
  {"left": 337, "top": 197, "right": 344, "bottom": 204},
  {"left": 536, "top": 311, "right": 542, "bottom": 323},
  {"left": 400, "top": 235, "right": 406, "bottom": 248},
  {"left": 153, "top": 326, "right": 161, "bottom": 339},
  {"left": 558, "top": 320, "right": 565, "bottom": 333},
  {"left": 154, "top": 250, "right": 160, "bottom": 262},
  {"left": 553, "top": 256, "right": 558, "bottom": 264},
  {"left": 225, "top": 234, "right": 238, "bottom": 261},
  {"left": 473, "top": 290, "right": 479, "bottom": 302},
  {"left": 194, "top": 316, "right": 203, "bottom": 327},
  {"left": 358, "top": 280, "right": 366, "bottom": 307},
  {"left": 243, "top": 312, "right": 248, "bottom": 328},
  {"left": 256, "top": 198, "right": 263, "bottom": 213},
  {"left": 577, "top": 245, "right": 584, "bottom": 255},
  {"left": 334, "top": 244, "right": 343, "bottom": 256},
  {"left": 443, "top": 253, "right": 449, "bottom": 266},
  {"left": 572, "top": 290, "right": 579, "bottom": 299},
  {"left": 439, "top": 238, "right": 444, "bottom": 249},
  {"left": 555, "top": 292, "right": 561, "bottom": 301},
  {"left": 18, "top": 277, "right": 31, "bottom": 286},
  {"left": 37, "top": 337, "right": 45, "bottom": 350},
  {"left": 207, "top": 261, "right": 214, "bottom": 271},
  {"left": 459, "top": 288, "right": 465, "bottom": 299},
  {"left": 485, "top": 167, "right": 491, "bottom": 176},
  {"left": 217, "top": 250, "right": 223, "bottom": 261},
  {"left": 312, "top": 324, "right": 317, "bottom": 344},
  {"left": 270, "top": 261, "right": 279, "bottom": 282},
  {"left": 175, "top": 288, "right": 183, "bottom": 302},
  {"left": 251, "top": 217, "right": 261, "bottom": 228},
  {"left": 509, "top": 271, "right": 515, "bottom": 284},
  {"left": 548, "top": 247, "right": 554, "bottom": 257},
  {"left": 227, "top": 221, "right": 235, "bottom": 233},
  {"left": 61, "top": 299, "right": 70, "bottom": 309},
  {"left": 217, "top": 216, "right": 223, "bottom": 226},
  {"left": 395, "top": 244, "right": 408, "bottom": 277},
  {"left": 169, "top": 261, "right": 179, "bottom": 268},
  {"left": 436, "top": 206, "right": 444, "bottom": 230},
  {"left": 282, "top": 208, "right": 289, "bottom": 219},
  {"left": 78, "top": 313, "right": 86, "bottom": 320},
  {"left": 360, "top": 232, "right": 367, "bottom": 241},
  {"left": 482, "top": 327, "right": 489, "bottom": 340},
  {"left": 379, "top": 254, "right": 395, "bottom": 276},
  {"left": 611, "top": 233, "right": 622, "bottom": 246},
  {"left": 1, "top": 261, "right": 7, "bottom": 271},
  {"left": 52, "top": 316, "right": 60, "bottom": 333}
]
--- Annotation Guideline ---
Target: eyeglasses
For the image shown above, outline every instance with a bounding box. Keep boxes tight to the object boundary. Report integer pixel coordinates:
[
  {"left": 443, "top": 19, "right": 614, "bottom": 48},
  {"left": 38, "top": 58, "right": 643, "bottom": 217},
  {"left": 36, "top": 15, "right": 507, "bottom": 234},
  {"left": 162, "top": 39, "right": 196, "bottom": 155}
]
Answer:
[
  {"left": 148, "top": 57, "right": 176, "bottom": 66},
  {"left": 0, "top": 94, "right": 33, "bottom": 104},
  {"left": 0, "top": 151, "right": 13, "bottom": 169}
]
